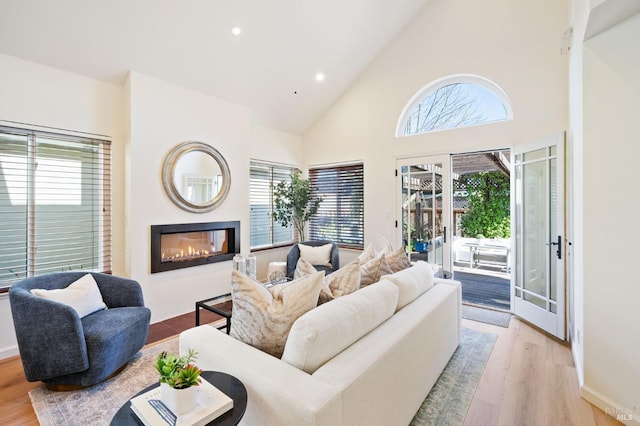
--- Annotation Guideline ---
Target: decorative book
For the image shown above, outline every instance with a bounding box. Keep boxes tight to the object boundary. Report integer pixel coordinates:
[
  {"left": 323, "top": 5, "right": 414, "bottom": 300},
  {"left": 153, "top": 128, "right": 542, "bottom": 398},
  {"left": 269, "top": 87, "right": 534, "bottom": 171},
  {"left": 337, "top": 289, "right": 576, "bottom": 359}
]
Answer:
[{"left": 130, "top": 378, "right": 233, "bottom": 426}]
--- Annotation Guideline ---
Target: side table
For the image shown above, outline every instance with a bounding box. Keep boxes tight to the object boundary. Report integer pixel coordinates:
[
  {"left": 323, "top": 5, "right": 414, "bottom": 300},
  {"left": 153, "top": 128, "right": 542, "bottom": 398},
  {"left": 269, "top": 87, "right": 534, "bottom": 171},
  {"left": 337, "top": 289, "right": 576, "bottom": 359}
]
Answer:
[
  {"left": 110, "top": 371, "right": 247, "bottom": 426},
  {"left": 196, "top": 294, "right": 233, "bottom": 334}
]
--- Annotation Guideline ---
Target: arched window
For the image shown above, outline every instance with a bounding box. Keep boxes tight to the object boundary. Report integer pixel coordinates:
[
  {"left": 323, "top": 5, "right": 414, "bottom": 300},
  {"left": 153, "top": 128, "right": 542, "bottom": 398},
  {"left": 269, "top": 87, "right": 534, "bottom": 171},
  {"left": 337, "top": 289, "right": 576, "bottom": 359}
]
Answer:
[{"left": 397, "top": 75, "right": 512, "bottom": 137}]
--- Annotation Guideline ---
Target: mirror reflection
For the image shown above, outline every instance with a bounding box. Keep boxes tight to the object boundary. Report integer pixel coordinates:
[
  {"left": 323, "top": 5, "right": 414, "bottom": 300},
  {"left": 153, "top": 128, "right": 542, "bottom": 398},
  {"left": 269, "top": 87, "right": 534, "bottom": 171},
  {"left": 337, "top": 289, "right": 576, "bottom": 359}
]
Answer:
[
  {"left": 173, "top": 151, "right": 223, "bottom": 203},
  {"left": 162, "top": 141, "right": 231, "bottom": 213}
]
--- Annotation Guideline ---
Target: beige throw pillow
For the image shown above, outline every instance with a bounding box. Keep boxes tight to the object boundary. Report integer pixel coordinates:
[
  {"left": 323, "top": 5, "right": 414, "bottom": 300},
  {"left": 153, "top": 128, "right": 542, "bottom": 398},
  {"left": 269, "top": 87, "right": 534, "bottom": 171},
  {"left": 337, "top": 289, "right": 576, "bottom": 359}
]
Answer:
[
  {"left": 30, "top": 274, "right": 107, "bottom": 318},
  {"left": 319, "top": 261, "right": 361, "bottom": 304},
  {"left": 357, "top": 243, "right": 377, "bottom": 264},
  {"left": 360, "top": 253, "right": 393, "bottom": 287},
  {"left": 229, "top": 270, "right": 324, "bottom": 358},
  {"left": 295, "top": 258, "right": 361, "bottom": 305},
  {"left": 298, "top": 243, "right": 333, "bottom": 267},
  {"left": 294, "top": 256, "right": 318, "bottom": 280},
  {"left": 385, "top": 246, "right": 412, "bottom": 273}
]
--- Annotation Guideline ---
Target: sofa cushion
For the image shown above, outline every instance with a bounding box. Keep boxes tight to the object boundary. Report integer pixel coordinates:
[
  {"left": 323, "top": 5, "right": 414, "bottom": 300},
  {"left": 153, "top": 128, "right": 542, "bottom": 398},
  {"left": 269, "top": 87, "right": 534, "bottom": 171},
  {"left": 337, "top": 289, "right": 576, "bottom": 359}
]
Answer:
[
  {"left": 360, "top": 253, "right": 393, "bottom": 287},
  {"left": 30, "top": 273, "right": 107, "bottom": 318},
  {"left": 295, "top": 258, "right": 361, "bottom": 305},
  {"left": 298, "top": 243, "right": 333, "bottom": 267},
  {"left": 380, "top": 261, "right": 435, "bottom": 311},
  {"left": 230, "top": 270, "right": 324, "bottom": 358},
  {"left": 282, "top": 280, "right": 399, "bottom": 374}
]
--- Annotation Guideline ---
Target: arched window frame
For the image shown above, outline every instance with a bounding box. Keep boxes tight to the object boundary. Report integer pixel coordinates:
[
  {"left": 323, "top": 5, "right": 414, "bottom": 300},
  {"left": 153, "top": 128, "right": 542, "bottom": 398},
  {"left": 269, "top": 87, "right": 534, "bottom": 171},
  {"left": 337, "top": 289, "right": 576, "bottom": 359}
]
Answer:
[{"left": 396, "top": 74, "right": 513, "bottom": 137}]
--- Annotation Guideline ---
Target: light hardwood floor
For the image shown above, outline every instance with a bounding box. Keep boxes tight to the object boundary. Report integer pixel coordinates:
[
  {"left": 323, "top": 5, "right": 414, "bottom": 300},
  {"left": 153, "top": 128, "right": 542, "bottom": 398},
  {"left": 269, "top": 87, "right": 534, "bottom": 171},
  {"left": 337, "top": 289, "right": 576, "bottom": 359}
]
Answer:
[{"left": 0, "top": 314, "right": 621, "bottom": 425}]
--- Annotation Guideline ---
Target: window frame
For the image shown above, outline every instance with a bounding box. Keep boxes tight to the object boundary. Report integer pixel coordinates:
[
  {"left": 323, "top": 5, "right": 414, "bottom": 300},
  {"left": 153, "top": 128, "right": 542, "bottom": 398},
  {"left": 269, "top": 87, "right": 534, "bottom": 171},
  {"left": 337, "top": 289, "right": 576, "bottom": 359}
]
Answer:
[
  {"left": 0, "top": 124, "right": 112, "bottom": 291},
  {"left": 396, "top": 74, "right": 513, "bottom": 137},
  {"left": 308, "top": 162, "right": 364, "bottom": 249},
  {"left": 249, "top": 160, "right": 297, "bottom": 250}
]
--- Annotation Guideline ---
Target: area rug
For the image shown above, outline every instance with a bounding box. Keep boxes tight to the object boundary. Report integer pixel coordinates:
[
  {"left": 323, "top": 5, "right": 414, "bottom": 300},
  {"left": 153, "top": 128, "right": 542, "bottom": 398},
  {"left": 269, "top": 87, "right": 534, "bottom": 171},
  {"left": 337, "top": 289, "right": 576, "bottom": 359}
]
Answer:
[
  {"left": 31, "top": 328, "right": 496, "bottom": 426},
  {"left": 411, "top": 327, "right": 497, "bottom": 426},
  {"left": 462, "top": 304, "right": 512, "bottom": 328},
  {"left": 30, "top": 337, "right": 179, "bottom": 426}
]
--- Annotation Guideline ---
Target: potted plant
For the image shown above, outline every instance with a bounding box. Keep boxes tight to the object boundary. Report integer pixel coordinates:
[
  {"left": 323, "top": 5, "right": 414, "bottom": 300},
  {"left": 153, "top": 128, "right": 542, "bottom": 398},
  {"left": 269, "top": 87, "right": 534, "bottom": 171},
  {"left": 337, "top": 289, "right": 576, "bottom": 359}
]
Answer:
[
  {"left": 272, "top": 169, "right": 323, "bottom": 242},
  {"left": 155, "top": 349, "right": 202, "bottom": 415}
]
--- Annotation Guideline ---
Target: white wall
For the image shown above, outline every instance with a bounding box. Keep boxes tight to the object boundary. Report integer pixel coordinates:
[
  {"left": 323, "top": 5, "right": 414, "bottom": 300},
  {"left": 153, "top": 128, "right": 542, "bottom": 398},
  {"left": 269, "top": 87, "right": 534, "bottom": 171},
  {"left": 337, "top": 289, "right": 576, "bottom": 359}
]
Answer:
[
  {"left": 579, "top": 4, "right": 640, "bottom": 421},
  {"left": 303, "top": 0, "right": 569, "bottom": 248},
  {"left": 569, "top": 0, "right": 589, "bottom": 390},
  {"left": 0, "top": 53, "right": 125, "bottom": 359},
  {"left": 126, "top": 72, "right": 302, "bottom": 323}
]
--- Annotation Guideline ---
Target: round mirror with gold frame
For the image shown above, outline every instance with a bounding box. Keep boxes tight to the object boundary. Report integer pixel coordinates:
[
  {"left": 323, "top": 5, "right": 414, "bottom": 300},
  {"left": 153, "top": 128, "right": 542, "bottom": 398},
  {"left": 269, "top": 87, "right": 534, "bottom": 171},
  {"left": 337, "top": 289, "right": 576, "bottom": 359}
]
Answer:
[{"left": 162, "top": 141, "right": 231, "bottom": 213}]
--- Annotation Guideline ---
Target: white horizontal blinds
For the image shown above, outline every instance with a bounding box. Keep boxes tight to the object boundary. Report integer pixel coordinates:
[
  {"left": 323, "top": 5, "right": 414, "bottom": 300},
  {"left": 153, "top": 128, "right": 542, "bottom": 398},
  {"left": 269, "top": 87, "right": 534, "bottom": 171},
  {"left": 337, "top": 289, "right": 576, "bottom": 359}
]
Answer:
[
  {"left": 308, "top": 163, "right": 364, "bottom": 248},
  {"left": 0, "top": 126, "right": 111, "bottom": 288},
  {"left": 249, "top": 161, "right": 294, "bottom": 248},
  {"left": 0, "top": 130, "right": 29, "bottom": 284}
]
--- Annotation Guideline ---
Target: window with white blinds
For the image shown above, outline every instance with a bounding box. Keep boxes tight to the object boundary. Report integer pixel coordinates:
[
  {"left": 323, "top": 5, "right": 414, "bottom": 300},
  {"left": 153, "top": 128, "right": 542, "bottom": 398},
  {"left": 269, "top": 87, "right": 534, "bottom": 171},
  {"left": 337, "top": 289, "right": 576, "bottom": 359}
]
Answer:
[
  {"left": 309, "top": 163, "right": 364, "bottom": 248},
  {"left": 0, "top": 125, "right": 111, "bottom": 289},
  {"left": 250, "top": 161, "right": 295, "bottom": 249}
]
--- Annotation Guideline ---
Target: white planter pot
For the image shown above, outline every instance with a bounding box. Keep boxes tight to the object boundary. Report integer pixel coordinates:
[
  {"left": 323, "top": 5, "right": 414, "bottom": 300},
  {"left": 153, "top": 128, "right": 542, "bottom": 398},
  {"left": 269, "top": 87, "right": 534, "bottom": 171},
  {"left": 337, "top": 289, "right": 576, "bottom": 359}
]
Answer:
[{"left": 161, "top": 383, "right": 197, "bottom": 415}]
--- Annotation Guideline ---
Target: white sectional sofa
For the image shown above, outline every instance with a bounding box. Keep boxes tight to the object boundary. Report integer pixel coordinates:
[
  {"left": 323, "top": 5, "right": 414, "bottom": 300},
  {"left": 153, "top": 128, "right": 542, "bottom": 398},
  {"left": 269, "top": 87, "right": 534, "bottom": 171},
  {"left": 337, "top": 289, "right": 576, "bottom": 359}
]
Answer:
[{"left": 179, "top": 261, "right": 461, "bottom": 426}]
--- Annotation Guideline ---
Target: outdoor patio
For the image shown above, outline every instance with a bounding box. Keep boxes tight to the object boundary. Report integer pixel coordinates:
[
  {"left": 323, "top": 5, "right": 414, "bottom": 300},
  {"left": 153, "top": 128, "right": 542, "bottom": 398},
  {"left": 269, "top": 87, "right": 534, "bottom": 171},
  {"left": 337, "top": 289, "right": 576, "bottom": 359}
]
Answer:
[{"left": 453, "top": 266, "right": 510, "bottom": 311}]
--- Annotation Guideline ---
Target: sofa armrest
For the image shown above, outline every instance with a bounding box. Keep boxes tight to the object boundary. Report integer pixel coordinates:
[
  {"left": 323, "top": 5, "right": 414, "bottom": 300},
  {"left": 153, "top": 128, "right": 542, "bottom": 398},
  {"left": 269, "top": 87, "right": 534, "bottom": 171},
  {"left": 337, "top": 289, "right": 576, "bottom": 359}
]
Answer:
[
  {"left": 179, "top": 325, "right": 341, "bottom": 426},
  {"left": 433, "top": 278, "right": 462, "bottom": 341}
]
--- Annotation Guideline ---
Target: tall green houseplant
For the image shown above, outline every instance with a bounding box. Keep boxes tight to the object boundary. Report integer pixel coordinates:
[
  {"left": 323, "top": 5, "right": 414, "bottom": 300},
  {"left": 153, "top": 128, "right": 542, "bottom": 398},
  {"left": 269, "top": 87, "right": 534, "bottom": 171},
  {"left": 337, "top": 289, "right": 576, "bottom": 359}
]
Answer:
[{"left": 273, "top": 169, "right": 322, "bottom": 242}]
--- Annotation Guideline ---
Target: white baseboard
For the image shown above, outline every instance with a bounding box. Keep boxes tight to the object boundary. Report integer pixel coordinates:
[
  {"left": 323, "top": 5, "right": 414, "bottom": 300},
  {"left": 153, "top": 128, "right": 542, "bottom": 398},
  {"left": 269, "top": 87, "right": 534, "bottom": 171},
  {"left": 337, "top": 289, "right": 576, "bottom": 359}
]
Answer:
[
  {"left": 0, "top": 345, "right": 19, "bottom": 361},
  {"left": 581, "top": 384, "right": 639, "bottom": 425}
]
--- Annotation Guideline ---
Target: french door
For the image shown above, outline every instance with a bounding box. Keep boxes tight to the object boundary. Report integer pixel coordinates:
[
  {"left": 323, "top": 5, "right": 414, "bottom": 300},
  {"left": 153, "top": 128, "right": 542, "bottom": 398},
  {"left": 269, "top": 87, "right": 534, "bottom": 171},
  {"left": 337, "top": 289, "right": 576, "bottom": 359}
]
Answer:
[
  {"left": 513, "top": 133, "right": 565, "bottom": 339},
  {"left": 397, "top": 156, "right": 452, "bottom": 276}
]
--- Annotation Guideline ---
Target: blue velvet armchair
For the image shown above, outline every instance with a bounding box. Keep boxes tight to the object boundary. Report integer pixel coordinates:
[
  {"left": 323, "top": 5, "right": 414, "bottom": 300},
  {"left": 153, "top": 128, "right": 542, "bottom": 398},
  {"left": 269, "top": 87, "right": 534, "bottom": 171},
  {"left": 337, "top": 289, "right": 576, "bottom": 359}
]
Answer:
[{"left": 9, "top": 272, "right": 151, "bottom": 390}]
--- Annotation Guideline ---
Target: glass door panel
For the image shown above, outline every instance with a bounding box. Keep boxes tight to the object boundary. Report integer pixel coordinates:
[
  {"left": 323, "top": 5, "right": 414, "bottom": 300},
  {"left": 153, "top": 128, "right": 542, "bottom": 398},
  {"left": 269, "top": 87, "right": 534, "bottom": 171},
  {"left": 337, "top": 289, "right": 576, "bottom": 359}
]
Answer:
[
  {"left": 522, "top": 160, "right": 547, "bottom": 298},
  {"left": 513, "top": 133, "right": 565, "bottom": 339},
  {"left": 397, "top": 156, "right": 451, "bottom": 275}
]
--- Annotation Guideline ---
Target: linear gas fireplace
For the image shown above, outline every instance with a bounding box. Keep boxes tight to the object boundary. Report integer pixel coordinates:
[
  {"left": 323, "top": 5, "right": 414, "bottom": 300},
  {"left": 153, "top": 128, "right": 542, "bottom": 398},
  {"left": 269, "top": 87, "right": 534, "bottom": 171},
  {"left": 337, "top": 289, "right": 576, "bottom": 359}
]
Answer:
[{"left": 150, "top": 221, "right": 240, "bottom": 273}]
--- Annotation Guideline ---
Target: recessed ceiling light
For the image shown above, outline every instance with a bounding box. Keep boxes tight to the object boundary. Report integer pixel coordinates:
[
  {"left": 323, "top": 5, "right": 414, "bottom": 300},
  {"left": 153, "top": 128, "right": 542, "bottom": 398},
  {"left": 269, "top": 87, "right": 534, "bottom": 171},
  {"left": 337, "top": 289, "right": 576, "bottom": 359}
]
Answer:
[
  {"left": 231, "top": 27, "right": 242, "bottom": 36},
  {"left": 315, "top": 73, "right": 325, "bottom": 82}
]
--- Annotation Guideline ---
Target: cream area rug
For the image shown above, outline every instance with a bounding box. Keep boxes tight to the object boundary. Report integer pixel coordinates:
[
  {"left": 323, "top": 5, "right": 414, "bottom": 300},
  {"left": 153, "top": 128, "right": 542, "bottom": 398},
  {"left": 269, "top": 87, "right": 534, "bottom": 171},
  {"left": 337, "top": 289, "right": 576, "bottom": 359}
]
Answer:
[{"left": 30, "top": 328, "right": 496, "bottom": 426}]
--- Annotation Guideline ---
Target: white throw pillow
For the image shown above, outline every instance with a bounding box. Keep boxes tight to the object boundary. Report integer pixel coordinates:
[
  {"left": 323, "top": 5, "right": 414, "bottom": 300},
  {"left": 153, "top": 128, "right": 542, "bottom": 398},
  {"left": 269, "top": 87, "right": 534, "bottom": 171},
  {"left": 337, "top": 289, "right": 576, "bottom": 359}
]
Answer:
[
  {"left": 282, "top": 280, "right": 399, "bottom": 374},
  {"left": 380, "top": 261, "right": 435, "bottom": 311},
  {"left": 229, "top": 270, "right": 324, "bottom": 358},
  {"left": 30, "top": 274, "right": 107, "bottom": 318},
  {"left": 298, "top": 243, "right": 333, "bottom": 267}
]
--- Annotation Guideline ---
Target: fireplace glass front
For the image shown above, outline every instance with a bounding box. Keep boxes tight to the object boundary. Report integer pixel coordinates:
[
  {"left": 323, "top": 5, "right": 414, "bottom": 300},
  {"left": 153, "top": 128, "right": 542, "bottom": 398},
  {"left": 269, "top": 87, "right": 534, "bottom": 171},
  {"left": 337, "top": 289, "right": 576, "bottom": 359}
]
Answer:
[{"left": 151, "top": 221, "right": 239, "bottom": 273}]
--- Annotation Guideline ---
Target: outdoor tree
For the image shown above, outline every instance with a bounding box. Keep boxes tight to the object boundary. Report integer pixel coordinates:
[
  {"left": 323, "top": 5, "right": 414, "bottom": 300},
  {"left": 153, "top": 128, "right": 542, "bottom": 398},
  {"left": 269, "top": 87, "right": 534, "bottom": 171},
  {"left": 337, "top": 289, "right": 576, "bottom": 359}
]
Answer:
[
  {"left": 460, "top": 171, "right": 510, "bottom": 238},
  {"left": 272, "top": 169, "right": 322, "bottom": 241},
  {"left": 404, "top": 83, "right": 488, "bottom": 134}
]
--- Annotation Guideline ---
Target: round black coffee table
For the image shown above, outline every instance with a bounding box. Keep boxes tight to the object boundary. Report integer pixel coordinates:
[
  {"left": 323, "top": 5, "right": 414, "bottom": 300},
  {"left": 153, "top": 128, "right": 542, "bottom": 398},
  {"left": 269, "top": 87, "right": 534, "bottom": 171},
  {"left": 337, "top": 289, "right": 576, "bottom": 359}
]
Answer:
[{"left": 110, "top": 371, "right": 247, "bottom": 425}]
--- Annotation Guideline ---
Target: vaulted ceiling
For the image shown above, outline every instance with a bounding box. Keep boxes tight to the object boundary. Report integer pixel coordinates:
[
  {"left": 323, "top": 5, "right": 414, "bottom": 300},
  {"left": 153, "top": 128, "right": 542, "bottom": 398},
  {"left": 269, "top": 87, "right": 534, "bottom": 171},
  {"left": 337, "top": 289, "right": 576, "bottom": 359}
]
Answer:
[{"left": 0, "top": 0, "right": 430, "bottom": 133}]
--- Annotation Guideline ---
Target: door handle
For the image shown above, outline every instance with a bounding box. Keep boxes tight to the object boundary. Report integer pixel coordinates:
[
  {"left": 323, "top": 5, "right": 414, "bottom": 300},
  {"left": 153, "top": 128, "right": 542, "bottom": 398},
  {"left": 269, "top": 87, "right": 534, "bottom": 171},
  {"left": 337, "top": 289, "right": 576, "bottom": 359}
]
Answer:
[
  {"left": 548, "top": 235, "right": 562, "bottom": 260},
  {"left": 443, "top": 226, "right": 447, "bottom": 243}
]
